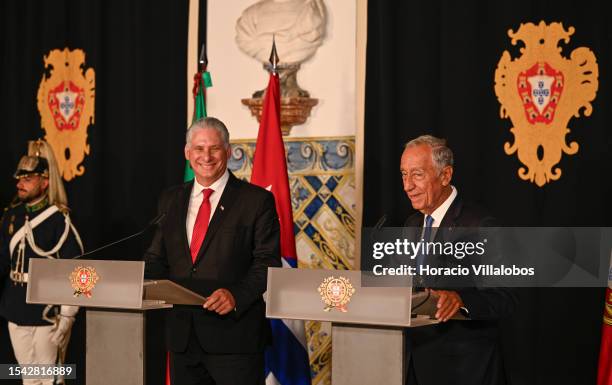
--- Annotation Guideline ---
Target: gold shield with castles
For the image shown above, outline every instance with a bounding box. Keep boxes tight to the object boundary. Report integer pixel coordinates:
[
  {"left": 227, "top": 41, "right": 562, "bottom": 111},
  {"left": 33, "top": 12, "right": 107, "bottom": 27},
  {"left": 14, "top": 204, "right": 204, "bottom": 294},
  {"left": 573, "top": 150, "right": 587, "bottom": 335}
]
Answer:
[
  {"left": 494, "top": 21, "right": 598, "bottom": 187},
  {"left": 37, "top": 47, "right": 95, "bottom": 181}
]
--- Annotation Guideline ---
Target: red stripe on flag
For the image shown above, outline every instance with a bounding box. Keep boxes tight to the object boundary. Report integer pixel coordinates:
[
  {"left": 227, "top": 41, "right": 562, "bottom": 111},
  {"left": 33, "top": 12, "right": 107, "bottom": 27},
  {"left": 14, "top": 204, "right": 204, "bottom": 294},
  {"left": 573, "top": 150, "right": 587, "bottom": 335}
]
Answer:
[
  {"left": 598, "top": 288, "right": 612, "bottom": 385},
  {"left": 166, "top": 351, "right": 172, "bottom": 385},
  {"left": 250, "top": 72, "right": 297, "bottom": 260}
]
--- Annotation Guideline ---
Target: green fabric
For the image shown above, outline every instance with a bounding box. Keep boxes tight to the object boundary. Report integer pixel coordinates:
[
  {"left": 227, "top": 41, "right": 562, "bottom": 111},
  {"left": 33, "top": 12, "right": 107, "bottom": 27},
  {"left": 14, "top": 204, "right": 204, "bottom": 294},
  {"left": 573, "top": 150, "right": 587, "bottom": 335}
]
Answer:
[
  {"left": 193, "top": 82, "right": 207, "bottom": 123},
  {"left": 25, "top": 196, "right": 49, "bottom": 213},
  {"left": 203, "top": 71, "right": 212, "bottom": 88},
  {"left": 184, "top": 161, "right": 195, "bottom": 182},
  {"left": 184, "top": 70, "right": 212, "bottom": 182}
]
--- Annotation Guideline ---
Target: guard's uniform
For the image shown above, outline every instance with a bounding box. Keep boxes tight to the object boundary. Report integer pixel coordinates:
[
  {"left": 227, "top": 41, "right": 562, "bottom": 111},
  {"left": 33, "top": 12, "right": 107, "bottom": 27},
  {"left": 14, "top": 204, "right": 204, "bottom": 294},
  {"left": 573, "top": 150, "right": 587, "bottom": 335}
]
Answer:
[{"left": 0, "top": 199, "right": 82, "bottom": 385}]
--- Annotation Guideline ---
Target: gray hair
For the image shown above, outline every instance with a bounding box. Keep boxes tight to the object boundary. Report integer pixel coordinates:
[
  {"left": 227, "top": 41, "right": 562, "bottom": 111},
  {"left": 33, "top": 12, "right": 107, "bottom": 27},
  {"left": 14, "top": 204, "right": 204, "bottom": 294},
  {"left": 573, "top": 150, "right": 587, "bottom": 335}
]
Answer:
[
  {"left": 186, "top": 117, "right": 230, "bottom": 148},
  {"left": 404, "top": 135, "right": 454, "bottom": 170}
]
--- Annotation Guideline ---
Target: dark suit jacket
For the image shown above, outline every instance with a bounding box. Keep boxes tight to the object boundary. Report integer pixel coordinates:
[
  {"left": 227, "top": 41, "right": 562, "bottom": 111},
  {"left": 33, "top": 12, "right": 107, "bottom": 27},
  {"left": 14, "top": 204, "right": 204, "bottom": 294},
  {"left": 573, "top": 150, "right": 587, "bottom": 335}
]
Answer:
[
  {"left": 0, "top": 202, "right": 82, "bottom": 326},
  {"left": 144, "top": 172, "right": 281, "bottom": 354},
  {"left": 405, "top": 195, "right": 517, "bottom": 385}
]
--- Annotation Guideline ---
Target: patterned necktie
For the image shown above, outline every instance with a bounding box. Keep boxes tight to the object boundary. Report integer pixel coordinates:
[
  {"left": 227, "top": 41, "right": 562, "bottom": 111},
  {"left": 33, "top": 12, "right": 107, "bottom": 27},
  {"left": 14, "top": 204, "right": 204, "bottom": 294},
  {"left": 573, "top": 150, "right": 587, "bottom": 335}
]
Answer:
[{"left": 190, "top": 188, "right": 214, "bottom": 263}]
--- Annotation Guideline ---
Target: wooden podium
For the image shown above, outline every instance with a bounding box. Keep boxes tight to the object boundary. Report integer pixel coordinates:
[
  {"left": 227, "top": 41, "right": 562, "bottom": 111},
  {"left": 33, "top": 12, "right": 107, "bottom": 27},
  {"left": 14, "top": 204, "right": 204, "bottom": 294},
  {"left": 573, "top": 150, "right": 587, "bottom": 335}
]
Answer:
[
  {"left": 266, "top": 267, "right": 440, "bottom": 385},
  {"left": 26, "top": 258, "right": 205, "bottom": 385}
]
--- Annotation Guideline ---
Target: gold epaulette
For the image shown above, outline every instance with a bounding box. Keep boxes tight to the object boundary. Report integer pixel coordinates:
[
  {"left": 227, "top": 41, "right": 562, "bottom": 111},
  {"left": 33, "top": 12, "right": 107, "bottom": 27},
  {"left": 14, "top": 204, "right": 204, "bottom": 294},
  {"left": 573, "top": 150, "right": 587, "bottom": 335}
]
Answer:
[
  {"left": 0, "top": 199, "right": 22, "bottom": 225},
  {"left": 7, "top": 198, "right": 22, "bottom": 210}
]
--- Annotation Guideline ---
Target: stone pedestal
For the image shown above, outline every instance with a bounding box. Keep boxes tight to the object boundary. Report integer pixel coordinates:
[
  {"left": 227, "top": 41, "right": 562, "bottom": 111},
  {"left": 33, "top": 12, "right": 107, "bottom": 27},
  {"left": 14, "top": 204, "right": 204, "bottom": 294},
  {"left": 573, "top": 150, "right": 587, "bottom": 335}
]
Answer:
[{"left": 241, "top": 96, "right": 318, "bottom": 136}]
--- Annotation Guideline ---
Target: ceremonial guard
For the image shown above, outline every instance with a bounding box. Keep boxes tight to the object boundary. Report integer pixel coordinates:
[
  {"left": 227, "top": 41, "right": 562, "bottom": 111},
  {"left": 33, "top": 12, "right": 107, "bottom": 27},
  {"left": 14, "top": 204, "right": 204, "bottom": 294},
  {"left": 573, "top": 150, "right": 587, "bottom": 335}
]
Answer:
[{"left": 0, "top": 140, "right": 83, "bottom": 385}]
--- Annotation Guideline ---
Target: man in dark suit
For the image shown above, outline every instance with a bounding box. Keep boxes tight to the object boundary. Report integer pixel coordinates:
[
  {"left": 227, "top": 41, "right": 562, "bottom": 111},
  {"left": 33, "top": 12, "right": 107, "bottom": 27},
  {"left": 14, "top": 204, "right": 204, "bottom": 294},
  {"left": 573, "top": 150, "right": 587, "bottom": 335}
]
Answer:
[
  {"left": 401, "top": 135, "right": 517, "bottom": 385},
  {"left": 144, "top": 117, "right": 281, "bottom": 385}
]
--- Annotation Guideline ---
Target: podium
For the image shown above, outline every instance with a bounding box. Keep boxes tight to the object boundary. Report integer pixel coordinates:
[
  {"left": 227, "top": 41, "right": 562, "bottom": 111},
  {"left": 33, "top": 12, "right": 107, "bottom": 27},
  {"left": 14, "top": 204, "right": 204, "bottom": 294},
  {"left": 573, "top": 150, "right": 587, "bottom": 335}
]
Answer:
[
  {"left": 26, "top": 258, "right": 205, "bottom": 385},
  {"left": 266, "top": 267, "right": 441, "bottom": 385}
]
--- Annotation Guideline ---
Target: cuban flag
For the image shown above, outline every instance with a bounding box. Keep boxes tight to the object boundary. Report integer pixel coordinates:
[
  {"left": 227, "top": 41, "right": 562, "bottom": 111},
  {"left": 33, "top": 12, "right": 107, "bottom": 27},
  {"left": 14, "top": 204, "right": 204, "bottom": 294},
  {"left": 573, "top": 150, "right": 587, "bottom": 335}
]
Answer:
[{"left": 250, "top": 68, "right": 312, "bottom": 385}]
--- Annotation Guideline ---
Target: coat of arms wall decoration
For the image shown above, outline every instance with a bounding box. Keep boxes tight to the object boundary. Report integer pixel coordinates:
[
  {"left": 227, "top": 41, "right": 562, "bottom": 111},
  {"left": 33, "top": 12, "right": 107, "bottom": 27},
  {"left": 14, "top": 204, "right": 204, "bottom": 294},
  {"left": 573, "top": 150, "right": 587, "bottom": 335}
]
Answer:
[
  {"left": 494, "top": 21, "right": 598, "bottom": 187},
  {"left": 37, "top": 48, "right": 95, "bottom": 181}
]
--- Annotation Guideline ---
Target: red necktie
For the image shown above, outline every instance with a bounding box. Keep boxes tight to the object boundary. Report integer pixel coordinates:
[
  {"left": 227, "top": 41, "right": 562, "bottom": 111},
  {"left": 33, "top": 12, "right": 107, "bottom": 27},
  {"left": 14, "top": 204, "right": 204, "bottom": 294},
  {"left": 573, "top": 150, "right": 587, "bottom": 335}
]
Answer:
[{"left": 190, "top": 188, "right": 214, "bottom": 263}]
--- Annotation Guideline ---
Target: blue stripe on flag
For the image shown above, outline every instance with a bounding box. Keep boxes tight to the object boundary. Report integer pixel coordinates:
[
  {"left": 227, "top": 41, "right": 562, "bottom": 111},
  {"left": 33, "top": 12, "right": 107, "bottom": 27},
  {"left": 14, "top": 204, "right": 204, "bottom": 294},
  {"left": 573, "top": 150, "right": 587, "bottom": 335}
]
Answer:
[
  {"left": 265, "top": 318, "right": 312, "bottom": 385},
  {"left": 283, "top": 257, "right": 297, "bottom": 268}
]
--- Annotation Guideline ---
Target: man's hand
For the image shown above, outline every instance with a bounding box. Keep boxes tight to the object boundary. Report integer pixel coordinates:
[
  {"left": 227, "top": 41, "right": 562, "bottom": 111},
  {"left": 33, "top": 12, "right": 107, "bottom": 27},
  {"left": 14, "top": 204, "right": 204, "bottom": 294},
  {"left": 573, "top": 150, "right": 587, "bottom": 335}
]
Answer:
[
  {"left": 429, "top": 289, "right": 464, "bottom": 322},
  {"left": 203, "top": 288, "right": 236, "bottom": 315}
]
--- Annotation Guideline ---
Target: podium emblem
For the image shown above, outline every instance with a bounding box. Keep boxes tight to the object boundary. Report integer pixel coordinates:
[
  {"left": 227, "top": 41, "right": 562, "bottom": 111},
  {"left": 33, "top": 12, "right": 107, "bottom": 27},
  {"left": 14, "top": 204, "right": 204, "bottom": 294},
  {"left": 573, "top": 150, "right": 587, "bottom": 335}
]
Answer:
[
  {"left": 70, "top": 266, "right": 99, "bottom": 298},
  {"left": 318, "top": 276, "right": 355, "bottom": 312}
]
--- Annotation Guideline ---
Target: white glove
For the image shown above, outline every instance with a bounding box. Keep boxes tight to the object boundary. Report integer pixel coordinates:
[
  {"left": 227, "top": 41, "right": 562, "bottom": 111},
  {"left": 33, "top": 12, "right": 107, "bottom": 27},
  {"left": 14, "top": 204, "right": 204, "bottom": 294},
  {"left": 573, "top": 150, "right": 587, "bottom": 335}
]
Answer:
[
  {"left": 59, "top": 305, "right": 79, "bottom": 317},
  {"left": 51, "top": 315, "right": 75, "bottom": 348}
]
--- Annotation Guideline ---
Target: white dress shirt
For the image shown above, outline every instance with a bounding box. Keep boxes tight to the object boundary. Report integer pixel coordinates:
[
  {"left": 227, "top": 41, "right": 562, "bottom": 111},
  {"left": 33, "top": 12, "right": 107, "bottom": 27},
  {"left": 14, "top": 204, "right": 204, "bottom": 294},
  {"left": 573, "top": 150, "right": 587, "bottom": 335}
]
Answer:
[
  {"left": 186, "top": 169, "right": 230, "bottom": 245},
  {"left": 423, "top": 185, "right": 457, "bottom": 229}
]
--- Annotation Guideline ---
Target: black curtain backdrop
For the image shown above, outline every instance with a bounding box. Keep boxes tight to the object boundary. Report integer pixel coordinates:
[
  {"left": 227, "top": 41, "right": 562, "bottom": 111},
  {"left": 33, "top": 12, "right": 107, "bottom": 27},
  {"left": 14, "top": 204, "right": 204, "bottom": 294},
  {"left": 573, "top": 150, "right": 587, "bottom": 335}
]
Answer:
[
  {"left": 0, "top": 1, "right": 207, "bottom": 384},
  {"left": 364, "top": 1, "right": 609, "bottom": 384}
]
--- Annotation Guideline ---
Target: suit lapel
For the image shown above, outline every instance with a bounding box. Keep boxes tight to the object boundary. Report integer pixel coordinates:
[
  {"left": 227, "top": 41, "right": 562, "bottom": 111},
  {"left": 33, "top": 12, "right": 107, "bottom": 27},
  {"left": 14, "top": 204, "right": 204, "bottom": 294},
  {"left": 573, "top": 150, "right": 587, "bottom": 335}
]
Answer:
[
  {"left": 179, "top": 181, "right": 194, "bottom": 260},
  {"left": 438, "top": 196, "right": 462, "bottom": 228},
  {"left": 193, "top": 172, "right": 241, "bottom": 265},
  {"left": 434, "top": 195, "right": 462, "bottom": 243}
]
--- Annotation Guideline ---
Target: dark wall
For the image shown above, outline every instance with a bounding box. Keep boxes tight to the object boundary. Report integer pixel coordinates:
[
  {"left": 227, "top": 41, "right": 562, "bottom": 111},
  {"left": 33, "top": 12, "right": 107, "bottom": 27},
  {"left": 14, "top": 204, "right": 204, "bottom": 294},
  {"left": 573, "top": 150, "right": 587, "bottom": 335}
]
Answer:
[
  {"left": 0, "top": 1, "right": 195, "bottom": 384},
  {"left": 364, "top": 1, "right": 609, "bottom": 384}
]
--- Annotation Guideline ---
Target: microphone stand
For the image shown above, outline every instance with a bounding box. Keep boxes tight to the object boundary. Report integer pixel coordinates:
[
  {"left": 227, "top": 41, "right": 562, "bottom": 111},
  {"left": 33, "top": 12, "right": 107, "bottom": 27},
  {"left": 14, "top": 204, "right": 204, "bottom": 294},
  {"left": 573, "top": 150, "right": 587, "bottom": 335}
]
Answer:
[{"left": 72, "top": 213, "right": 166, "bottom": 259}]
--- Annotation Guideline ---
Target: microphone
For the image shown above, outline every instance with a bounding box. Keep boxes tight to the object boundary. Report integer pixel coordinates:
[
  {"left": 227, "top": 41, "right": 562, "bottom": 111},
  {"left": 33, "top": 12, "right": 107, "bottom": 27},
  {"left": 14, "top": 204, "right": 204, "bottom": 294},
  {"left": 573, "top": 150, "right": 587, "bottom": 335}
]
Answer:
[
  {"left": 369, "top": 214, "right": 387, "bottom": 243},
  {"left": 72, "top": 212, "right": 166, "bottom": 259},
  {"left": 364, "top": 214, "right": 388, "bottom": 275},
  {"left": 374, "top": 214, "right": 387, "bottom": 230}
]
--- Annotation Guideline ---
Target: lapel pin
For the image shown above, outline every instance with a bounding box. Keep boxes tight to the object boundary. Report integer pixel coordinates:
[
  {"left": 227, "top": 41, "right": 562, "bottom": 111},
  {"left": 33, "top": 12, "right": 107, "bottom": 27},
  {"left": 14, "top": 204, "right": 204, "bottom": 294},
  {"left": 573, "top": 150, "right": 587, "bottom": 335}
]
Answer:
[{"left": 220, "top": 205, "right": 224, "bottom": 211}]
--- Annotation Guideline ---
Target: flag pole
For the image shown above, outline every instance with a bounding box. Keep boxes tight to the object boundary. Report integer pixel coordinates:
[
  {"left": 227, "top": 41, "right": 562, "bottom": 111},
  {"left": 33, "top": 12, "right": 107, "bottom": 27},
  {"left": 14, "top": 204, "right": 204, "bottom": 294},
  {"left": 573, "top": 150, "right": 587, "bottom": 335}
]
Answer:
[{"left": 269, "top": 34, "right": 279, "bottom": 75}]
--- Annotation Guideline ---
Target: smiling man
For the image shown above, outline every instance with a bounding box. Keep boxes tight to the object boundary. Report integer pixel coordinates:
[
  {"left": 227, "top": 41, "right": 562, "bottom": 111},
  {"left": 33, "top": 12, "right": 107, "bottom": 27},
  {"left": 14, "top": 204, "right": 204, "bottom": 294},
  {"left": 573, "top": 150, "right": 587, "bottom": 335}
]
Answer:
[
  {"left": 144, "top": 117, "right": 281, "bottom": 385},
  {"left": 401, "top": 135, "right": 517, "bottom": 385},
  {"left": 401, "top": 138, "right": 454, "bottom": 217}
]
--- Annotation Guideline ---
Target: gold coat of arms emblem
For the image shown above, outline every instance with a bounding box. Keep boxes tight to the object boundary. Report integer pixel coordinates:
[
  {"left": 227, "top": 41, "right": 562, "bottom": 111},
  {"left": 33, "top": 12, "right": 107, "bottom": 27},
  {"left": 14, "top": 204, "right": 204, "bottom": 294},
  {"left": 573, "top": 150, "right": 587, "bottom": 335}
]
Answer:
[
  {"left": 37, "top": 48, "right": 95, "bottom": 181},
  {"left": 494, "top": 21, "right": 598, "bottom": 186},
  {"left": 605, "top": 289, "right": 612, "bottom": 326},
  {"left": 70, "top": 266, "right": 100, "bottom": 298},
  {"left": 318, "top": 276, "right": 355, "bottom": 313}
]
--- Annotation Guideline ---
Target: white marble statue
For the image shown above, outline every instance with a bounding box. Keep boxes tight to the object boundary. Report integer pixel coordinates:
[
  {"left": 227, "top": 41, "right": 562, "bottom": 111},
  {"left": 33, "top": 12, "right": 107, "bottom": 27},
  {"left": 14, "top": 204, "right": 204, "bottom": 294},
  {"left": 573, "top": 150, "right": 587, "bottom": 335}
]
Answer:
[{"left": 235, "top": 0, "right": 326, "bottom": 65}]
